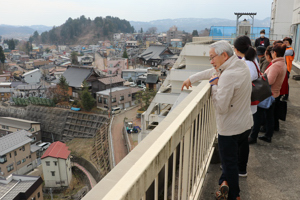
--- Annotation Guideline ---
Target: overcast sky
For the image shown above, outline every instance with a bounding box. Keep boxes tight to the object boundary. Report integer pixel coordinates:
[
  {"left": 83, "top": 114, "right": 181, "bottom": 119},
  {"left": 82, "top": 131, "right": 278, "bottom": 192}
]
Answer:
[{"left": 1, "top": 0, "right": 274, "bottom": 26}]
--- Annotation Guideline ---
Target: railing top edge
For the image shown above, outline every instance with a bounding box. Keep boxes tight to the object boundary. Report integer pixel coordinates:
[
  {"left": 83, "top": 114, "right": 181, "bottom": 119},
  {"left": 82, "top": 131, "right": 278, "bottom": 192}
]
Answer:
[{"left": 83, "top": 81, "right": 212, "bottom": 200}]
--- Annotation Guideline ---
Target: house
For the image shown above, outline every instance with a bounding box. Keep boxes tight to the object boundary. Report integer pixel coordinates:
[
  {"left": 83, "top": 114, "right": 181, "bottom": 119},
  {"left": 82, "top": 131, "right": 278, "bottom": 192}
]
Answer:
[
  {"left": 0, "top": 174, "right": 44, "bottom": 200},
  {"left": 22, "top": 69, "right": 42, "bottom": 84},
  {"left": 0, "top": 88, "right": 13, "bottom": 101},
  {"left": 20, "top": 55, "right": 30, "bottom": 63},
  {"left": 126, "top": 41, "right": 138, "bottom": 49},
  {"left": 78, "top": 55, "right": 94, "bottom": 65},
  {"left": 0, "top": 74, "right": 11, "bottom": 81},
  {"left": 138, "top": 45, "right": 174, "bottom": 67},
  {"left": 41, "top": 141, "right": 72, "bottom": 188},
  {"left": 107, "top": 58, "right": 128, "bottom": 69},
  {"left": 24, "top": 61, "right": 34, "bottom": 70},
  {"left": 92, "top": 75, "right": 125, "bottom": 94},
  {"left": 96, "top": 86, "right": 142, "bottom": 110},
  {"left": 121, "top": 69, "right": 147, "bottom": 82},
  {"left": 0, "top": 130, "right": 41, "bottom": 177},
  {"left": 62, "top": 65, "right": 101, "bottom": 98},
  {"left": 145, "top": 74, "right": 160, "bottom": 90},
  {"left": 33, "top": 59, "right": 49, "bottom": 68},
  {"left": 171, "top": 39, "right": 183, "bottom": 48},
  {"left": 0, "top": 117, "right": 41, "bottom": 142}
]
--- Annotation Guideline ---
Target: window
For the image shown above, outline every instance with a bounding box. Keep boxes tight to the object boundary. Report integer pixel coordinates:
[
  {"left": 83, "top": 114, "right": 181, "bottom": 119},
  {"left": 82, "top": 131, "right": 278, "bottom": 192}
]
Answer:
[
  {"left": 29, "top": 155, "right": 31, "bottom": 159},
  {"left": 1, "top": 125, "right": 5, "bottom": 129},
  {"left": 1, "top": 93, "right": 3, "bottom": 96},
  {"left": 54, "top": 161, "right": 57, "bottom": 166},
  {"left": 14, "top": 151, "right": 17, "bottom": 156},
  {"left": 46, "top": 161, "right": 50, "bottom": 166},
  {"left": 104, "top": 98, "right": 108, "bottom": 104},
  {"left": 51, "top": 171, "right": 55, "bottom": 176},
  {"left": 112, "top": 98, "right": 116, "bottom": 103},
  {"left": 0, "top": 155, "right": 7, "bottom": 164},
  {"left": 22, "top": 158, "right": 26, "bottom": 163},
  {"left": 7, "top": 164, "right": 14, "bottom": 172},
  {"left": 38, "top": 192, "right": 40, "bottom": 198},
  {"left": 128, "top": 94, "right": 131, "bottom": 97},
  {"left": 32, "top": 137, "right": 36, "bottom": 142},
  {"left": 98, "top": 97, "right": 102, "bottom": 103},
  {"left": 120, "top": 96, "right": 124, "bottom": 101},
  {"left": 9, "top": 153, "right": 11, "bottom": 158},
  {"left": 6, "top": 126, "right": 8, "bottom": 130},
  {"left": 17, "top": 161, "right": 21, "bottom": 165},
  {"left": 22, "top": 146, "right": 25, "bottom": 151},
  {"left": 32, "top": 197, "right": 36, "bottom": 200}
]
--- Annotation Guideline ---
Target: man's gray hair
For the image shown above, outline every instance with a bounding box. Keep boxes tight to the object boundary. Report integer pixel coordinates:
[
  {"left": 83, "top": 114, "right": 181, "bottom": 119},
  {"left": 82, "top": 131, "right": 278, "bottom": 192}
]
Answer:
[{"left": 210, "top": 40, "right": 234, "bottom": 57}]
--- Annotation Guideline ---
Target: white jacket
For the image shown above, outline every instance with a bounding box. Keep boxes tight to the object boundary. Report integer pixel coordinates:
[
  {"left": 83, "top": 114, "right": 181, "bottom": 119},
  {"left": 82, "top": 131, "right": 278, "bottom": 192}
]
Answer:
[{"left": 189, "top": 55, "right": 253, "bottom": 136}]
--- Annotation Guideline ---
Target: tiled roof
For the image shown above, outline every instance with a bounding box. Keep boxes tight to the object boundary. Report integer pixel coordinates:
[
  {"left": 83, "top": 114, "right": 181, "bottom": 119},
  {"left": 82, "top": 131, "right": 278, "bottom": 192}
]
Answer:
[
  {"left": 0, "top": 175, "right": 43, "bottom": 200},
  {"left": 98, "top": 75, "right": 125, "bottom": 85},
  {"left": 138, "top": 45, "right": 172, "bottom": 61},
  {"left": 145, "top": 74, "right": 159, "bottom": 84},
  {"left": 22, "top": 69, "right": 40, "bottom": 77},
  {"left": 41, "top": 141, "right": 70, "bottom": 160},
  {"left": 63, "top": 66, "right": 96, "bottom": 88},
  {"left": 0, "top": 130, "right": 32, "bottom": 156}
]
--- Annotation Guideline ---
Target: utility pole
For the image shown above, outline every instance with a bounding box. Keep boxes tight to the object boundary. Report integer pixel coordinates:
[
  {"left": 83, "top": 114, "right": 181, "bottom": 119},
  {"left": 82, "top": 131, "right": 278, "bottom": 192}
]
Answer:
[{"left": 110, "top": 75, "right": 112, "bottom": 118}]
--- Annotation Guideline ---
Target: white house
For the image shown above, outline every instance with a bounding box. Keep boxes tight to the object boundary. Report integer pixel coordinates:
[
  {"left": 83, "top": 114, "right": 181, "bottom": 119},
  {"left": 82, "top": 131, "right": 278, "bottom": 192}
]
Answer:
[
  {"left": 22, "top": 69, "right": 42, "bottom": 84},
  {"left": 41, "top": 141, "right": 72, "bottom": 188}
]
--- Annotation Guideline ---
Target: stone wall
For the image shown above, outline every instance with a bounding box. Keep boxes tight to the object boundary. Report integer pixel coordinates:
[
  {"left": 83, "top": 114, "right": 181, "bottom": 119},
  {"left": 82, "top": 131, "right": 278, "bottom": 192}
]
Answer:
[{"left": 0, "top": 105, "right": 108, "bottom": 142}]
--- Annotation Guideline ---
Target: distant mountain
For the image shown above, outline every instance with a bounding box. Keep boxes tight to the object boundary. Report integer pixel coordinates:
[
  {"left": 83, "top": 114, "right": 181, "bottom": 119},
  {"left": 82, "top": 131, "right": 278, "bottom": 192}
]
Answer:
[
  {"left": 0, "top": 24, "right": 52, "bottom": 39},
  {"left": 130, "top": 17, "right": 271, "bottom": 33}
]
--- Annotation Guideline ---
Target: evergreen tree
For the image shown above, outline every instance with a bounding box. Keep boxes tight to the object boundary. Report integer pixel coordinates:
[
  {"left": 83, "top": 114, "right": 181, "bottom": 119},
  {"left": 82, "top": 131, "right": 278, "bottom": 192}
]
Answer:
[
  {"left": 80, "top": 81, "right": 95, "bottom": 111},
  {"left": 71, "top": 51, "right": 79, "bottom": 65},
  {"left": 8, "top": 39, "right": 15, "bottom": 50},
  {"left": 192, "top": 30, "right": 199, "bottom": 36},
  {"left": 122, "top": 49, "right": 128, "bottom": 58},
  {"left": 0, "top": 46, "right": 5, "bottom": 64},
  {"left": 58, "top": 76, "right": 69, "bottom": 101}
]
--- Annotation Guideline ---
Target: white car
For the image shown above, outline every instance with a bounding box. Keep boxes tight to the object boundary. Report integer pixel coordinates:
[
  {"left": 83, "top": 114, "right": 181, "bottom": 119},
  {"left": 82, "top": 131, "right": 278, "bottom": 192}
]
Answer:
[{"left": 38, "top": 142, "right": 51, "bottom": 151}]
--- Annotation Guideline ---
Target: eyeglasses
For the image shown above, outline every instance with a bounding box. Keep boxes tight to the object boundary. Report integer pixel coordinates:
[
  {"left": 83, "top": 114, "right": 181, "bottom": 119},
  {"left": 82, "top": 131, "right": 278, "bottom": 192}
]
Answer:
[{"left": 209, "top": 54, "right": 218, "bottom": 61}]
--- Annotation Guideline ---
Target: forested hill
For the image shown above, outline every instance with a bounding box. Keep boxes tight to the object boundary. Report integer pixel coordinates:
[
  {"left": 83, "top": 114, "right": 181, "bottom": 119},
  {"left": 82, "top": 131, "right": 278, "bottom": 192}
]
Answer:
[{"left": 32, "top": 16, "right": 134, "bottom": 45}]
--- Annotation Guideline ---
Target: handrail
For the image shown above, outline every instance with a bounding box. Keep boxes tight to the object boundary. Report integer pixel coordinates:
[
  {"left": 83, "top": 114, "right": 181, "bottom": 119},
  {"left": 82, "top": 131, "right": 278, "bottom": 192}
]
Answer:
[
  {"left": 83, "top": 80, "right": 217, "bottom": 200},
  {"left": 108, "top": 116, "right": 116, "bottom": 168}
]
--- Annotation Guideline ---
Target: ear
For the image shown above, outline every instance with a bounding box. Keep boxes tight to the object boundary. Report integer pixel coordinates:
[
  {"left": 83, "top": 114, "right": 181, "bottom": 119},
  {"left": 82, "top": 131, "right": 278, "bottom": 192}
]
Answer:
[{"left": 222, "top": 52, "right": 230, "bottom": 61}]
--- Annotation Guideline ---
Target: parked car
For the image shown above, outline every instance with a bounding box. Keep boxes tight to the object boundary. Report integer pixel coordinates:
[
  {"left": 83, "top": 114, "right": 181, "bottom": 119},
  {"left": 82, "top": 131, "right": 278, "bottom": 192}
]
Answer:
[
  {"left": 112, "top": 107, "right": 121, "bottom": 114},
  {"left": 38, "top": 142, "right": 51, "bottom": 151}
]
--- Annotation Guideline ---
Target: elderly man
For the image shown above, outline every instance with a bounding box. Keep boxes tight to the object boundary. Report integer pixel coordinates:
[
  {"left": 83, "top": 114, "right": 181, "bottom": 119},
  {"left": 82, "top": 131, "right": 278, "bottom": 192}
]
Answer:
[{"left": 181, "top": 40, "right": 253, "bottom": 200}]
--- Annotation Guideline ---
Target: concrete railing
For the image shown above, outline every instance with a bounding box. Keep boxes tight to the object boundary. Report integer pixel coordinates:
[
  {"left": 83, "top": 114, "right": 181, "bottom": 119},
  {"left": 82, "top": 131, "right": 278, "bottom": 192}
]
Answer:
[{"left": 83, "top": 81, "right": 217, "bottom": 200}]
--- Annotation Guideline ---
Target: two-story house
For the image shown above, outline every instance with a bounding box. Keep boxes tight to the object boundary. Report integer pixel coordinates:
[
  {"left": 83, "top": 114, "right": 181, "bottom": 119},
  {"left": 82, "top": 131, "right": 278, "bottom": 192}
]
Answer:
[
  {"left": 41, "top": 141, "right": 72, "bottom": 188},
  {"left": 0, "top": 117, "right": 41, "bottom": 142},
  {"left": 0, "top": 130, "right": 41, "bottom": 177},
  {"left": 91, "top": 75, "right": 125, "bottom": 94}
]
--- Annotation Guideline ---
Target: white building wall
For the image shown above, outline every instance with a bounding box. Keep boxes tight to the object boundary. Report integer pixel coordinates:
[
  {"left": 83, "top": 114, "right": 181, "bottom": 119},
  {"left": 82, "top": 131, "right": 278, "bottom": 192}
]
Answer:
[
  {"left": 270, "top": 0, "right": 294, "bottom": 39},
  {"left": 24, "top": 71, "right": 42, "bottom": 84},
  {"left": 42, "top": 157, "right": 72, "bottom": 188}
]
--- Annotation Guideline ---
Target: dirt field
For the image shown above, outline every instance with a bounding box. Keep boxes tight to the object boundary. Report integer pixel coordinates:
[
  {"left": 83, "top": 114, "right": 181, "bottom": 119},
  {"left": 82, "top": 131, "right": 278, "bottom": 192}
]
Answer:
[{"left": 66, "top": 138, "right": 94, "bottom": 162}]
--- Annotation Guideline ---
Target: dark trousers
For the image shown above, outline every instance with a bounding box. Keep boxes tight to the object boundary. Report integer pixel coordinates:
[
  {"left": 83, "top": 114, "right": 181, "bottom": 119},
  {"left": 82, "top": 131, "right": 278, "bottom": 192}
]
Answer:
[
  {"left": 274, "top": 96, "right": 281, "bottom": 130},
  {"left": 285, "top": 71, "right": 290, "bottom": 98},
  {"left": 218, "top": 129, "right": 251, "bottom": 200},
  {"left": 251, "top": 103, "right": 275, "bottom": 139}
]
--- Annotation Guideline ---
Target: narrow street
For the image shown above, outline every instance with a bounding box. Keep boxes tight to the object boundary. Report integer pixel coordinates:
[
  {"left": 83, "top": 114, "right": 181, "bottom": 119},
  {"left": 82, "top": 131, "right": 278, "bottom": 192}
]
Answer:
[{"left": 111, "top": 106, "right": 141, "bottom": 165}]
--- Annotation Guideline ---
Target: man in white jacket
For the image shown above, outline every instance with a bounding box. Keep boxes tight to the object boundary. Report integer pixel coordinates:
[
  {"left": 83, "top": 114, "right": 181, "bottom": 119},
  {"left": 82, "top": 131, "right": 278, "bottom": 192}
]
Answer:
[{"left": 182, "top": 40, "right": 253, "bottom": 200}]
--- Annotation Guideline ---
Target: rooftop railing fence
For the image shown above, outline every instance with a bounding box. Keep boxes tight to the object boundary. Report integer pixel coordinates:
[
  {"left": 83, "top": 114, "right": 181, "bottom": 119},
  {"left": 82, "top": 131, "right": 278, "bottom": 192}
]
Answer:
[{"left": 83, "top": 80, "right": 218, "bottom": 200}]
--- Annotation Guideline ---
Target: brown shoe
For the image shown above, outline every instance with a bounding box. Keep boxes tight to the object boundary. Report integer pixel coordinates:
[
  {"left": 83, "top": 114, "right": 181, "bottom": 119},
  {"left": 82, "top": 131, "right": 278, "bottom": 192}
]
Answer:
[{"left": 216, "top": 181, "right": 229, "bottom": 200}]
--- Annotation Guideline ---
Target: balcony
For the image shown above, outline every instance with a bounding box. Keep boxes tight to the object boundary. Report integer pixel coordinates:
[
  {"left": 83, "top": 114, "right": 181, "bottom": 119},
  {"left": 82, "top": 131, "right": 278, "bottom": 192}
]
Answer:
[{"left": 83, "top": 80, "right": 217, "bottom": 199}]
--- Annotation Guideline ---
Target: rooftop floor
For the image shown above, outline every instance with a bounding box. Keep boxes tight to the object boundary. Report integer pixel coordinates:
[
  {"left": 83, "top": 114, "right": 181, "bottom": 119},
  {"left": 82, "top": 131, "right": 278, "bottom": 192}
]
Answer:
[{"left": 200, "top": 70, "right": 300, "bottom": 200}]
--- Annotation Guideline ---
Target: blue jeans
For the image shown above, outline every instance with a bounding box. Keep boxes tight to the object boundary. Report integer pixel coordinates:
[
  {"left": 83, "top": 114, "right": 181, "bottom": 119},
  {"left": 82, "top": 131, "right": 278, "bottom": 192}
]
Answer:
[{"left": 218, "top": 129, "right": 251, "bottom": 200}]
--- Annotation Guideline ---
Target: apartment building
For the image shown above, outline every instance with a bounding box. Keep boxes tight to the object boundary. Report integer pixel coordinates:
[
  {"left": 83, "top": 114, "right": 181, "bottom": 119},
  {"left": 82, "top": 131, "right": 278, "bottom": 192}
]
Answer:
[
  {"left": 0, "top": 117, "right": 41, "bottom": 142},
  {"left": 41, "top": 141, "right": 72, "bottom": 188},
  {"left": 0, "top": 174, "right": 43, "bottom": 200},
  {"left": 0, "top": 130, "right": 40, "bottom": 178}
]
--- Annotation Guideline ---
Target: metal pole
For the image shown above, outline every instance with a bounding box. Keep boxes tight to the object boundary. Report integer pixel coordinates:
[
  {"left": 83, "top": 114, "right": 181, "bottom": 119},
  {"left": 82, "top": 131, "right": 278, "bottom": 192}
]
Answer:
[{"left": 50, "top": 188, "right": 53, "bottom": 200}]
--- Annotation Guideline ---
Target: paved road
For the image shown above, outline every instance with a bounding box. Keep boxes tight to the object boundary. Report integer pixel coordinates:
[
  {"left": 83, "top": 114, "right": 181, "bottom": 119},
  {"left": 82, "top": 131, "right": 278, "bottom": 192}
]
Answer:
[
  {"left": 111, "top": 106, "right": 140, "bottom": 165},
  {"left": 200, "top": 70, "right": 300, "bottom": 200}
]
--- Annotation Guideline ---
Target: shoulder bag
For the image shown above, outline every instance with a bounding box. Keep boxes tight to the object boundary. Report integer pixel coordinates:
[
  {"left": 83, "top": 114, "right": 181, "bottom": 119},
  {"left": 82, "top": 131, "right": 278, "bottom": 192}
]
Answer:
[{"left": 251, "top": 61, "right": 272, "bottom": 105}]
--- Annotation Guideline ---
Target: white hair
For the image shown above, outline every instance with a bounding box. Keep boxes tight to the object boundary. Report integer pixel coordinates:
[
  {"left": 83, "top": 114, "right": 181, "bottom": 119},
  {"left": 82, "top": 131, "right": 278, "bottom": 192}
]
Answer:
[{"left": 210, "top": 40, "right": 234, "bottom": 57}]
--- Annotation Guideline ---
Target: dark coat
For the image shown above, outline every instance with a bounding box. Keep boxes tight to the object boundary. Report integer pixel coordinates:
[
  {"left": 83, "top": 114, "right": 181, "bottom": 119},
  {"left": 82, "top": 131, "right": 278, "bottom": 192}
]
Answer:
[{"left": 255, "top": 37, "right": 270, "bottom": 48}]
